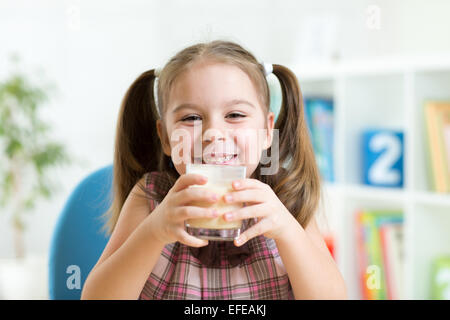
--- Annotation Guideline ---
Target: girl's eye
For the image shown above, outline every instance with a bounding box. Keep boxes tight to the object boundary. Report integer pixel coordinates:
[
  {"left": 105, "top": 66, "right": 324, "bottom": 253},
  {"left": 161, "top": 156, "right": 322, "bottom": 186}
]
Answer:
[
  {"left": 227, "top": 113, "right": 246, "bottom": 119},
  {"left": 182, "top": 113, "right": 245, "bottom": 121},
  {"left": 181, "top": 115, "right": 201, "bottom": 122}
]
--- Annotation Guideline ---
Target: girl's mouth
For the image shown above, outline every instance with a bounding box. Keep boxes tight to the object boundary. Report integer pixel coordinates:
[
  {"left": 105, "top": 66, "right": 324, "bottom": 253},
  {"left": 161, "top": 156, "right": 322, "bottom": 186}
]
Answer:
[{"left": 201, "top": 153, "right": 238, "bottom": 165}]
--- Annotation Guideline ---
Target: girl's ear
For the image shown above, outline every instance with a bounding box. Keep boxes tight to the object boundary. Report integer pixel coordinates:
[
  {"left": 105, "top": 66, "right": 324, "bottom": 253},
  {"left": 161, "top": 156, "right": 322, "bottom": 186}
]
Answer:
[
  {"left": 263, "top": 111, "right": 275, "bottom": 150},
  {"left": 156, "top": 119, "right": 172, "bottom": 156}
]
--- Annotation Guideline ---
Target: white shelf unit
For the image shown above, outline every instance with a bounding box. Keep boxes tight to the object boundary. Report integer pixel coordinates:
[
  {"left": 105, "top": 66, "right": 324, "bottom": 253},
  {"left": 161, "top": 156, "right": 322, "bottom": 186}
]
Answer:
[{"left": 296, "top": 57, "right": 450, "bottom": 300}]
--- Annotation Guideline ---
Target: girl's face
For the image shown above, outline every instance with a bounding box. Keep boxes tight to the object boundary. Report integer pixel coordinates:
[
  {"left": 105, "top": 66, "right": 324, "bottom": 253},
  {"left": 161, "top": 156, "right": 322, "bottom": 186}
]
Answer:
[{"left": 157, "top": 61, "right": 274, "bottom": 178}]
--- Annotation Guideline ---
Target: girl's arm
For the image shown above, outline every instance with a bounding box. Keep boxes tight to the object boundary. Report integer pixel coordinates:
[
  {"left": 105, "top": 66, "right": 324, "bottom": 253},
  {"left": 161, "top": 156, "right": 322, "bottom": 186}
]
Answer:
[
  {"left": 81, "top": 173, "right": 216, "bottom": 299},
  {"left": 221, "top": 178, "right": 347, "bottom": 300},
  {"left": 81, "top": 177, "right": 165, "bottom": 300},
  {"left": 275, "top": 216, "right": 348, "bottom": 300}
]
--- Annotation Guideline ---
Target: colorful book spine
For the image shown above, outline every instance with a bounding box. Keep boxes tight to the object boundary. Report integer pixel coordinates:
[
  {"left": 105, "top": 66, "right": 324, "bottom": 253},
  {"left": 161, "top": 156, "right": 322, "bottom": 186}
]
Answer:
[
  {"left": 355, "top": 211, "right": 371, "bottom": 299},
  {"left": 304, "top": 97, "right": 334, "bottom": 182},
  {"left": 424, "top": 101, "right": 450, "bottom": 193},
  {"left": 439, "top": 109, "right": 450, "bottom": 190},
  {"left": 379, "top": 223, "right": 403, "bottom": 300},
  {"left": 356, "top": 210, "right": 403, "bottom": 299}
]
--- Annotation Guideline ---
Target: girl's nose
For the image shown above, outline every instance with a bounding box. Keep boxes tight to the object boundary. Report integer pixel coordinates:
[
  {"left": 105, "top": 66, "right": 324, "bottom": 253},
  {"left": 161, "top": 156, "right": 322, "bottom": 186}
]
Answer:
[
  {"left": 204, "top": 131, "right": 226, "bottom": 143},
  {"left": 202, "top": 120, "right": 227, "bottom": 143}
]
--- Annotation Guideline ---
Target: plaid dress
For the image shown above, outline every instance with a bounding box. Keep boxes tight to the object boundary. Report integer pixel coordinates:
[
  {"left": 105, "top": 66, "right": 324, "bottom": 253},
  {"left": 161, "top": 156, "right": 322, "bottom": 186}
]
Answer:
[{"left": 139, "top": 171, "right": 294, "bottom": 300}]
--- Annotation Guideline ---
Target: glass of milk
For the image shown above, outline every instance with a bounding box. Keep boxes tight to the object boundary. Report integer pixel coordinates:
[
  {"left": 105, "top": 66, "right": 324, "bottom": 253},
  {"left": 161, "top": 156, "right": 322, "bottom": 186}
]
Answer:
[{"left": 185, "top": 163, "right": 247, "bottom": 241}]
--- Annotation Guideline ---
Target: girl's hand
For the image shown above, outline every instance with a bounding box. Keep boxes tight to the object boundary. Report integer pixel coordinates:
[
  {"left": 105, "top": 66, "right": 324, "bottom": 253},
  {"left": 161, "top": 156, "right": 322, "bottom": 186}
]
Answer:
[
  {"left": 222, "top": 178, "right": 298, "bottom": 246},
  {"left": 144, "top": 173, "right": 220, "bottom": 247}
]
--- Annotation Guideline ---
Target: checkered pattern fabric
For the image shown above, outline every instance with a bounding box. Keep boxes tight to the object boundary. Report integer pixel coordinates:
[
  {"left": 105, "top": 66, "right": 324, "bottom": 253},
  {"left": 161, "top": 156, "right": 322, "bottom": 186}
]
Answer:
[{"left": 139, "top": 171, "right": 293, "bottom": 300}]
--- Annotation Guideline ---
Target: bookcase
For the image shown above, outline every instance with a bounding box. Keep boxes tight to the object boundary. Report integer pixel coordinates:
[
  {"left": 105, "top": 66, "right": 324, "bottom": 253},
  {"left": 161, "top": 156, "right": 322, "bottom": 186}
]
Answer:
[{"left": 291, "top": 56, "right": 450, "bottom": 299}]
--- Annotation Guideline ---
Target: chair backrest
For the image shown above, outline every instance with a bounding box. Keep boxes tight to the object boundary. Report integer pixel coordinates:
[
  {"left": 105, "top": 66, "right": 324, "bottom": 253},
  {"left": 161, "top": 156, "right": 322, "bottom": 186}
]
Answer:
[{"left": 48, "top": 165, "right": 112, "bottom": 299}]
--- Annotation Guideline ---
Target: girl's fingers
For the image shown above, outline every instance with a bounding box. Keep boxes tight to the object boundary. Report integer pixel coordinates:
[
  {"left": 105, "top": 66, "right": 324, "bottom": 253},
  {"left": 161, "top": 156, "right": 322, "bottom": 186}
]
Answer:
[
  {"left": 234, "top": 219, "right": 270, "bottom": 247},
  {"left": 175, "top": 187, "right": 219, "bottom": 206},
  {"left": 178, "top": 230, "right": 209, "bottom": 248},
  {"left": 223, "top": 203, "right": 266, "bottom": 222},
  {"left": 222, "top": 189, "right": 266, "bottom": 205},
  {"left": 175, "top": 206, "right": 218, "bottom": 221},
  {"left": 231, "top": 178, "right": 267, "bottom": 191},
  {"left": 173, "top": 173, "right": 208, "bottom": 192}
]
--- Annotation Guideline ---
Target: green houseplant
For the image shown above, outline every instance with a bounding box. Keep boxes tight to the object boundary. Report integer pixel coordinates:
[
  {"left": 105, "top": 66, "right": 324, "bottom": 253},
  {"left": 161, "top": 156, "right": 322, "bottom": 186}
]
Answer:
[{"left": 0, "top": 58, "right": 72, "bottom": 260}]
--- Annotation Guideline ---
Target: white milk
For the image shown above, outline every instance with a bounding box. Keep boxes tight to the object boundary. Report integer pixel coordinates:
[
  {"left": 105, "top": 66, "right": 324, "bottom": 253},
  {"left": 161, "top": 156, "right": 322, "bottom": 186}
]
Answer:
[
  {"left": 185, "top": 163, "right": 246, "bottom": 232},
  {"left": 186, "top": 183, "right": 243, "bottom": 229}
]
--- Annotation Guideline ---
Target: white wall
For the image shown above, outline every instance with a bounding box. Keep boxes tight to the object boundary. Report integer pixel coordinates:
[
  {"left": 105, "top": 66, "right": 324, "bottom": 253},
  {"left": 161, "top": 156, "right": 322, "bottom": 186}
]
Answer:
[{"left": 1, "top": 0, "right": 449, "bottom": 259}]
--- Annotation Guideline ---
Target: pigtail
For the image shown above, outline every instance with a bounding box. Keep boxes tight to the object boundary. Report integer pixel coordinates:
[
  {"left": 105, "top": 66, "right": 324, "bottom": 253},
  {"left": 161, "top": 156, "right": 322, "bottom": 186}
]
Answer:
[
  {"left": 270, "top": 64, "right": 321, "bottom": 227},
  {"left": 103, "top": 69, "right": 172, "bottom": 234}
]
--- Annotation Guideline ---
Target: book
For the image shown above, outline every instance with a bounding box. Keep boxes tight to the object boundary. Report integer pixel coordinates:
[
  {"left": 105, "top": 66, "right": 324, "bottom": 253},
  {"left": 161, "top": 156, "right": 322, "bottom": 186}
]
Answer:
[
  {"left": 355, "top": 211, "right": 371, "bottom": 299},
  {"left": 440, "top": 110, "right": 450, "bottom": 190},
  {"left": 431, "top": 255, "right": 450, "bottom": 299},
  {"left": 424, "top": 101, "right": 450, "bottom": 193},
  {"left": 323, "top": 233, "right": 335, "bottom": 260},
  {"left": 379, "top": 223, "right": 404, "bottom": 300},
  {"left": 304, "top": 97, "right": 334, "bottom": 182},
  {"left": 355, "top": 210, "right": 403, "bottom": 299}
]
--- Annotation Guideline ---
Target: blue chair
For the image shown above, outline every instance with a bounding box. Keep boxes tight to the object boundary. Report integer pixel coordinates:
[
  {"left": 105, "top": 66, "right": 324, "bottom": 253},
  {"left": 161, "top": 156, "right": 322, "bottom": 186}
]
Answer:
[{"left": 48, "top": 164, "right": 112, "bottom": 299}]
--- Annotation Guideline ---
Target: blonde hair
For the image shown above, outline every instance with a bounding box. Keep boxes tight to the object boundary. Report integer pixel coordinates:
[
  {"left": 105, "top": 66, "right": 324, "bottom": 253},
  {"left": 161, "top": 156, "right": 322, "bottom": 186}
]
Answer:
[{"left": 103, "top": 40, "right": 320, "bottom": 234}]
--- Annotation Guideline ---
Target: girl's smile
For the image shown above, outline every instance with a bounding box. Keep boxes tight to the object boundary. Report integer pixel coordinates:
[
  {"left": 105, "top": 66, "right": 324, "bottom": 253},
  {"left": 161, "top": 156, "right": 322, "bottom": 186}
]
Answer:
[{"left": 198, "top": 152, "right": 239, "bottom": 165}]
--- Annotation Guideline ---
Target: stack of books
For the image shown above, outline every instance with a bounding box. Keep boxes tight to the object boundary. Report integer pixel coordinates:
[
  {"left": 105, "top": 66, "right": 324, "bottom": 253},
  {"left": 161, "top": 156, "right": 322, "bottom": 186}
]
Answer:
[
  {"left": 424, "top": 101, "right": 450, "bottom": 193},
  {"left": 355, "top": 210, "right": 404, "bottom": 299}
]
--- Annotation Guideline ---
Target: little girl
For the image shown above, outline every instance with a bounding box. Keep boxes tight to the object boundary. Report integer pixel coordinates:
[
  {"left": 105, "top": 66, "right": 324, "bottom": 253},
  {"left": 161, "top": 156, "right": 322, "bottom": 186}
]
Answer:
[{"left": 81, "top": 40, "right": 347, "bottom": 300}]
